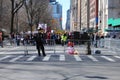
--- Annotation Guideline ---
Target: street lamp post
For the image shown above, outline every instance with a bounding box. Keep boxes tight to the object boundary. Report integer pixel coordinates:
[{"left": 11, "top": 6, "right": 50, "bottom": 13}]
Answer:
[{"left": 81, "top": 22, "right": 91, "bottom": 55}]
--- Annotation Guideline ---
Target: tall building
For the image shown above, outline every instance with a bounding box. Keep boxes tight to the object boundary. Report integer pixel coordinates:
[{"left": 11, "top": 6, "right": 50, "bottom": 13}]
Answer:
[
  {"left": 66, "top": 9, "right": 70, "bottom": 31},
  {"left": 70, "top": 0, "right": 90, "bottom": 32},
  {"left": 70, "top": 0, "right": 120, "bottom": 37},
  {"left": 49, "top": 1, "right": 62, "bottom": 30},
  {"left": 70, "top": 0, "right": 78, "bottom": 31},
  {"left": 77, "top": 0, "right": 81, "bottom": 31},
  {"left": 81, "top": 0, "right": 89, "bottom": 31},
  {"left": 98, "top": 0, "right": 120, "bottom": 37},
  {"left": 89, "top": 0, "right": 98, "bottom": 29},
  {"left": 98, "top": 0, "right": 108, "bottom": 34}
]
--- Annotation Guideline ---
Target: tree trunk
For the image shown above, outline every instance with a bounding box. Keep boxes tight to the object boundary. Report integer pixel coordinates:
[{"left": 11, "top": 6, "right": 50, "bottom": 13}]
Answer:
[{"left": 10, "top": 0, "right": 14, "bottom": 33}]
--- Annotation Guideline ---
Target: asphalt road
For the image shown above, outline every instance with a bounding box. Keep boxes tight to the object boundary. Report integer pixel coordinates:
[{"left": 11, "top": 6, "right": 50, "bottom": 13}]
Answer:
[
  {"left": 0, "top": 61, "right": 120, "bottom": 80},
  {"left": 0, "top": 45, "right": 120, "bottom": 80}
]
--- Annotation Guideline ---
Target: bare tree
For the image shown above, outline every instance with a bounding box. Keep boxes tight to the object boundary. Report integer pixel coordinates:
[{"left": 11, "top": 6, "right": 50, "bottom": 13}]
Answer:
[
  {"left": 0, "top": 0, "right": 11, "bottom": 34},
  {"left": 0, "top": 0, "right": 53, "bottom": 34},
  {"left": 0, "top": 0, "right": 3, "bottom": 29},
  {"left": 0, "top": 0, "right": 3, "bottom": 19},
  {"left": 10, "top": 0, "right": 25, "bottom": 33},
  {"left": 24, "top": 0, "right": 52, "bottom": 37}
]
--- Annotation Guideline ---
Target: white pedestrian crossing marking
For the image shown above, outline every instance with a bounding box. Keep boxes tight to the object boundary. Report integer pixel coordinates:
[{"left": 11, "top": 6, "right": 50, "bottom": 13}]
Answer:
[
  {"left": 0, "top": 55, "right": 118, "bottom": 62},
  {"left": 101, "top": 56, "right": 115, "bottom": 62},
  {"left": 0, "top": 55, "right": 11, "bottom": 61},
  {"left": 114, "top": 56, "right": 120, "bottom": 59},
  {"left": 42, "top": 55, "right": 51, "bottom": 61},
  {"left": 60, "top": 55, "right": 65, "bottom": 61},
  {"left": 74, "top": 55, "right": 82, "bottom": 61},
  {"left": 87, "top": 55, "right": 98, "bottom": 62},
  {"left": 27, "top": 56, "right": 37, "bottom": 61},
  {"left": 9, "top": 55, "right": 23, "bottom": 62}
]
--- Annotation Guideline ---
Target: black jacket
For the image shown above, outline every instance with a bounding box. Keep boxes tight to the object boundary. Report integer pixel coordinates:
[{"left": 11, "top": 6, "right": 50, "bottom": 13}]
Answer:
[{"left": 34, "top": 33, "right": 44, "bottom": 49}]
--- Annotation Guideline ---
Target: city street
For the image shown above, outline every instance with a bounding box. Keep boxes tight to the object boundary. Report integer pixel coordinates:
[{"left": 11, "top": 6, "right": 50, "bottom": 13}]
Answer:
[
  {"left": 0, "top": 44, "right": 120, "bottom": 80},
  {"left": 1, "top": 0, "right": 120, "bottom": 80},
  {"left": 0, "top": 59, "right": 120, "bottom": 80},
  {"left": 0, "top": 44, "right": 120, "bottom": 63}
]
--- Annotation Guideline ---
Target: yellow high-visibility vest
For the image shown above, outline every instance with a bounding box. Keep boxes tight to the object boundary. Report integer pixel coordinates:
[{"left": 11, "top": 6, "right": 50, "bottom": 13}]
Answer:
[{"left": 61, "top": 35, "right": 67, "bottom": 41}]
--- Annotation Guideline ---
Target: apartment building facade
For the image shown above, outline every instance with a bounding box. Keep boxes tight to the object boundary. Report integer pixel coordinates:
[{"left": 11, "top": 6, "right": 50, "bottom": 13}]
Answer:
[
  {"left": 70, "top": 0, "right": 78, "bottom": 31},
  {"left": 70, "top": 0, "right": 89, "bottom": 32},
  {"left": 70, "top": 0, "right": 120, "bottom": 37}
]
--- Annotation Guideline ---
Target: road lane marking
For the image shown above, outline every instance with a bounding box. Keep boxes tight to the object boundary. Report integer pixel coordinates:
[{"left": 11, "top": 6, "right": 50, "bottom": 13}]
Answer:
[
  {"left": 87, "top": 55, "right": 98, "bottom": 62},
  {"left": 60, "top": 55, "right": 65, "bottom": 61},
  {"left": 42, "top": 55, "right": 51, "bottom": 61},
  {"left": 74, "top": 55, "right": 82, "bottom": 61},
  {"left": 114, "top": 56, "right": 120, "bottom": 59},
  {"left": 27, "top": 56, "right": 37, "bottom": 61},
  {"left": 0, "top": 47, "right": 20, "bottom": 54},
  {"left": 101, "top": 56, "right": 115, "bottom": 62},
  {"left": 0, "top": 55, "right": 11, "bottom": 61},
  {"left": 9, "top": 55, "right": 23, "bottom": 62}
]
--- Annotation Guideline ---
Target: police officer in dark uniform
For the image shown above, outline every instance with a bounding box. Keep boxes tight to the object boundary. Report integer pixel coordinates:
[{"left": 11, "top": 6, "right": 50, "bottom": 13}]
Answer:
[{"left": 34, "top": 33, "right": 46, "bottom": 57}]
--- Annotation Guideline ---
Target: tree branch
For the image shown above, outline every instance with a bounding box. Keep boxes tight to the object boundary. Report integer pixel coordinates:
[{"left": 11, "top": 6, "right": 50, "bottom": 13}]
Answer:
[{"left": 13, "top": 0, "right": 24, "bottom": 14}]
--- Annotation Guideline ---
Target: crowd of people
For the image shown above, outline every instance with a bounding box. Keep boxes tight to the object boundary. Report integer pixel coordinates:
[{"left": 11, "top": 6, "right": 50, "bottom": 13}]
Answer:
[
  {"left": 0, "top": 30, "right": 107, "bottom": 49},
  {"left": 7, "top": 31, "right": 105, "bottom": 48},
  {"left": 0, "top": 30, "right": 106, "bottom": 56}
]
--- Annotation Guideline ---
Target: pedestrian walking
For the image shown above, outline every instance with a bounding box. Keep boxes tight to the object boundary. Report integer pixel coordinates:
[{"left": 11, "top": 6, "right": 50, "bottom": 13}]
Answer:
[
  {"left": 16, "top": 33, "right": 21, "bottom": 46},
  {"left": 34, "top": 33, "right": 46, "bottom": 57},
  {"left": 94, "top": 33, "right": 100, "bottom": 48}
]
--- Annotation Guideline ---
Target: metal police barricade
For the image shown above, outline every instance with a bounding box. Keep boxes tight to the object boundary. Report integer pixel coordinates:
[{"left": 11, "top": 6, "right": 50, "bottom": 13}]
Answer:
[
  {"left": 45, "top": 39, "right": 56, "bottom": 54},
  {"left": 23, "top": 39, "right": 36, "bottom": 55},
  {"left": 24, "top": 39, "right": 29, "bottom": 55},
  {"left": 104, "top": 38, "right": 120, "bottom": 54},
  {"left": 64, "top": 39, "right": 91, "bottom": 55}
]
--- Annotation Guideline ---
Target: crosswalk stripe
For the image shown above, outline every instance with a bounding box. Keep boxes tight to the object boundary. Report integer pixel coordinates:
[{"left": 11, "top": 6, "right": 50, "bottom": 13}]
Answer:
[
  {"left": 101, "top": 56, "right": 115, "bottom": 62},
  {"left": 27, "top": 56, "right": 37, "bottom": 61},
  {"left": 0, "top": 55, "right": 118, "bottom": 62},
  {"left": 9, "top": 55, "right": 23, "bottom": 62},
  {"left": 60, "top": 55, "right": 65, "bottom": 61},
  {"left": 114, "top": 56, "right": 120, "bottom": 59},
  {"left": 42, "top": 55, "right": 51, "bottom": 61},
  {"left": 74, "top": 55, "right": 82, "bottom": 61},
  {"left": 0, "top": 55, "right": 11, "bottom": 61},
  {"left": 87, "top": 55, "right": 98, "bottom": 62}
]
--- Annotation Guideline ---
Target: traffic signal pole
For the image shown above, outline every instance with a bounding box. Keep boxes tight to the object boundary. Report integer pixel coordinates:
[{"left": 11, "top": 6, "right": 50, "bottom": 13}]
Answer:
[{"left": 87, "top": 0, "right": 91, "bottom": 55}]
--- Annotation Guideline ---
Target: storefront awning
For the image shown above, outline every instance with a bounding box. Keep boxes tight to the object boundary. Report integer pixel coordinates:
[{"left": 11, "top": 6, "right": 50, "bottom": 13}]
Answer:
[
  {"left": 105, "top": 28, "right": 120, "bottom": 32},
  {"left": 112, "top": 18, "right": 120, "bottom": 27},
  {"left": 108, "top": 18, "right": 113, "bottom": 25}
]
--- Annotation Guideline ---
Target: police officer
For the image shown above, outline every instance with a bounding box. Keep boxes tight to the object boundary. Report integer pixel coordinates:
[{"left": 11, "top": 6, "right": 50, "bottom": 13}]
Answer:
[{"left": 34, "top": 33, "right": 46, "bottom": 57}]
